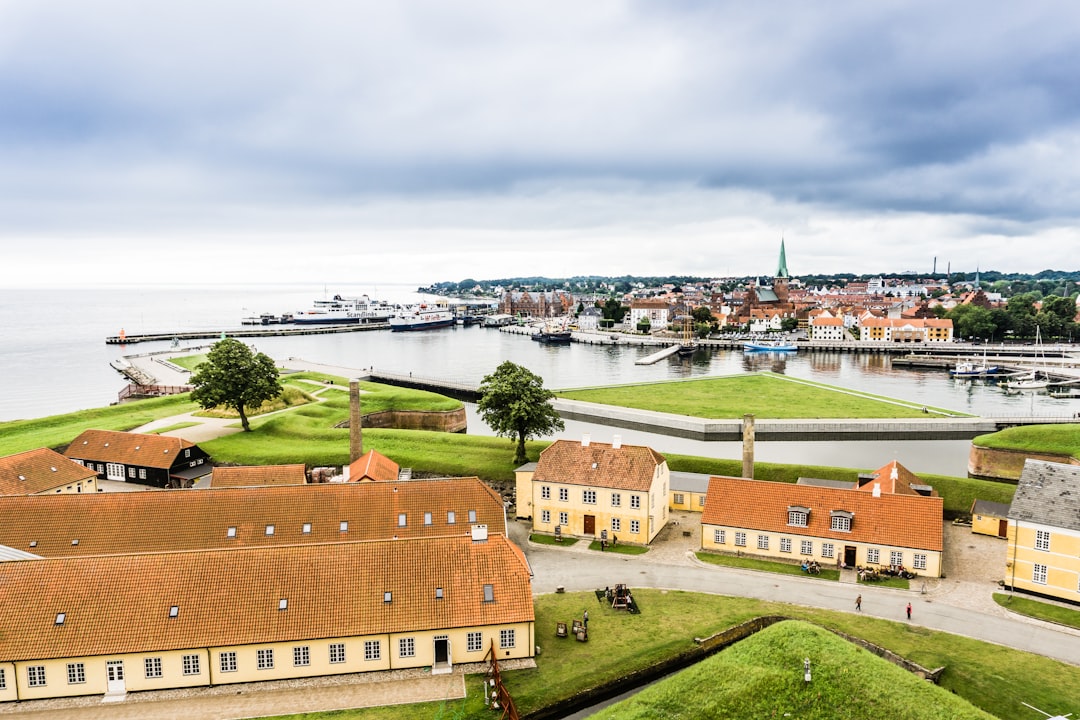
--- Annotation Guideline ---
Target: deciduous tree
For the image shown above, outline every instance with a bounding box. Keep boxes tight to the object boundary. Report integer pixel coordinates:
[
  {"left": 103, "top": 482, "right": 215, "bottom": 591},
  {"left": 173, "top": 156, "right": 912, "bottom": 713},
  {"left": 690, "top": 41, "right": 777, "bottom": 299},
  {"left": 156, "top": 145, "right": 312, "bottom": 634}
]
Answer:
[
  {"left": 190, "top": 338, "right": 282, "bottom": 432},
  {"left": 477, "top": 361, "right": 564, "bottom": 465}
]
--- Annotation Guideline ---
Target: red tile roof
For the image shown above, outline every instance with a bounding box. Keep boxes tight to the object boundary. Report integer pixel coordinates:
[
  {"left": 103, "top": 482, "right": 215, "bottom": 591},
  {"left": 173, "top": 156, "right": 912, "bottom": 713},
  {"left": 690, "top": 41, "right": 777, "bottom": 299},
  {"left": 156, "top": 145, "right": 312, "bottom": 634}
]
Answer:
[
  {"left": 0, "top": 478, "right": 507, "bottom": 557},
  {"left": 0, "top": 449, "right": 98, "bottom": 495},
  {"left": 349, "top": 450, "right": 400, "bottom": 482},
  {"left": 533, "top": 439, "right": 665, "bottom": 492},
  {"left": 702, "top": 476, "right": 942, "bottom": 551},
  {"left": 212, "top": 464, "right": 307, "bottom": 488},
  {"left": 0, "top": 534, "right": 533, "bottom": 662},
  {"left": 64, "top": 429, "right": 200, "bottom": 469},
  {"left": 857, "top": 460, "right": 936, "bottom": 497}
]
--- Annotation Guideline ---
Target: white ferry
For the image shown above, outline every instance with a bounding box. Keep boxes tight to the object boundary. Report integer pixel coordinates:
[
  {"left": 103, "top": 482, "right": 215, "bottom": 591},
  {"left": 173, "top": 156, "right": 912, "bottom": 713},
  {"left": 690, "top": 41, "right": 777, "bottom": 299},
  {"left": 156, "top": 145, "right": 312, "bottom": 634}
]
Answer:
[
  {"left": 292, "top": 294, "right": 397, "bottom": 325},
  {"left": 389, "top": 303, "right": 456, "bottom": 332}
]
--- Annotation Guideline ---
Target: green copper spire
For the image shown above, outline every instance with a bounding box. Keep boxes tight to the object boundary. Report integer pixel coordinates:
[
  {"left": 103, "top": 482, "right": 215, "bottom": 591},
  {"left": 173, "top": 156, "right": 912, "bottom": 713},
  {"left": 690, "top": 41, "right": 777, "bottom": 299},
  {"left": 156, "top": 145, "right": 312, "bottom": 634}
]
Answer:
[{"left": 776, "top": 238, "right": 789, "bottom": 278}]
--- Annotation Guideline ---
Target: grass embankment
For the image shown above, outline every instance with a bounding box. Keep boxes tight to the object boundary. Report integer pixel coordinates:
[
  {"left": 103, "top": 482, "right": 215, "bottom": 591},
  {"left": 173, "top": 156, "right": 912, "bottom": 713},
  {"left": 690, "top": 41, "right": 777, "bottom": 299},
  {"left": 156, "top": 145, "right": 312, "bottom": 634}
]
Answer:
[
  {"left": 993, "top": 593, "right": 1080, "bottom": 630},
  {"left": 0, "top": 394, "right": 199, "bottom": 456},
  {"left": 973, "top": 424, "right": 1080, "bottom": 459},
  {"left": 591, "top": 621, "right": 994, "bottom": 720},
  {"left": 169, "top": 353, "right": 207, "bottom": 371},
  {"left": 559, "top": 373, "right": 964, "bottom": 418},
  {"left": 271, "top": 590, "right": 1080, "bottom": 720},
  {"left": 194, "top": 382, "right": 315, "bottom": 419}
]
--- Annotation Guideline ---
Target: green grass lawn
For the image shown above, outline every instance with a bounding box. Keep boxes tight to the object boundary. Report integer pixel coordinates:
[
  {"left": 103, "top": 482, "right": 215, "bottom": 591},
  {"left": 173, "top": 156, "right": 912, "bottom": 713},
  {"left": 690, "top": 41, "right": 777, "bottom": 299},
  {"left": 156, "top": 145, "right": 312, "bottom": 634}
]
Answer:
[
  {"left": 558, "top": 373, "right": 964, "bottom": 419},
  {"left": 588, "top": 539, "right": 649, "bottom": 554},
  {"left": 170, "top": 353, "right": 208, "bottom": 371},
  {"left": 973, "top": 424, "right": 1080, "bottom": 459},
  {"left": 268, "top": 590, "right": 1080, "bottom": 720},
  {"left": 993, "top": 592, "right": 1080, "bottom": 629},
  {"left": 695, "top": 551, "right": 840, "bottom": 581},
  {"left": 590, "top": 621, "right": 995, "bottom": 720},
  {"left": 529, "top": 533, "right": 579, "bottom": 547}
]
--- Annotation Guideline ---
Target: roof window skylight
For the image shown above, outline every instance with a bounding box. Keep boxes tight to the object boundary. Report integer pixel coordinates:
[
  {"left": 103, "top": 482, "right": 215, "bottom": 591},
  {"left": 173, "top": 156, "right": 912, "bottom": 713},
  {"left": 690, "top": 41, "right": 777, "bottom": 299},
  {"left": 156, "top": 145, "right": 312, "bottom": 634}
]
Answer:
[
  {"left": 55, "top": 612, "right": 66, "bottom": 625},
  {"left": 169, "top": 605, "right": 179, "bottom": 618},
  {"left": 278, "top": 598, "right": 288, "bottom": 611}
]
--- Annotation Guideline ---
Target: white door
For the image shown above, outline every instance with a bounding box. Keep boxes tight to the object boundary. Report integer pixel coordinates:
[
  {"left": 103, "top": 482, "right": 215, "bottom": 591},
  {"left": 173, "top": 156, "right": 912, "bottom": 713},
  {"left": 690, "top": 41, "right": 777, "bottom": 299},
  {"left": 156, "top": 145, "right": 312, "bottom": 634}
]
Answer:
[
  {"left": 106, "top": 661, "right": 125, "bottom": 694},
  {"left": 106, "top": 463, "right": 125, "bottom": 481}
]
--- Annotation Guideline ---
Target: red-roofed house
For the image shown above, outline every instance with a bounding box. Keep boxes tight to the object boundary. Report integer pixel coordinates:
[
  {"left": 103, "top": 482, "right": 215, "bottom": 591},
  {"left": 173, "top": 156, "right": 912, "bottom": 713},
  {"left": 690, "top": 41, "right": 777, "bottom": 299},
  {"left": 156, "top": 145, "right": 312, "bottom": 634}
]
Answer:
[
  {"left": 701, "top": 475, "right": 943, "bottom": 576},
  {"left": 64, "top": 429, "right": 211, "bottom": 488},
  {"left": 210, "top": 464, "right": 307, "bottom": 488},
  {"left": 808, "top": 314, "right": 847, "bottom": 341},
  {"left": 347, "top": 450, "right": 401, "bottom": 482},
  {"left": 0, "top": 449, "right": 99, "bottom": 496},
  {"left": 518, "top": 436, "right": 669, "bottom": 544}
]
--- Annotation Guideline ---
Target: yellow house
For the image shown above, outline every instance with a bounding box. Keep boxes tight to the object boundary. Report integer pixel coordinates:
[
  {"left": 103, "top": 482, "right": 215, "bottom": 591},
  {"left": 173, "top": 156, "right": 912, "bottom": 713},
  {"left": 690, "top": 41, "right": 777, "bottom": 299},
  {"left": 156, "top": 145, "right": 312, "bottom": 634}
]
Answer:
[
  {"left": 520, "top": 436, "right": 669, "bottom": 544},
  {"left": 0, "top": 448, "right": 98, "bottom": 496},
  {"left": 0, "top": 533, "right": 534, "bottom": 702},
  {"left": 669, "top": 471, "right": 709, "bottom": 512},
  {"left": 971, "top": 499, "right": 1010, "bottom": 538},
  {"left": 1006, "top": 460, "right": 1080, "bottom": 603},
  {"left": 701, "top": 473, "right": 944, "bottom": 577}
]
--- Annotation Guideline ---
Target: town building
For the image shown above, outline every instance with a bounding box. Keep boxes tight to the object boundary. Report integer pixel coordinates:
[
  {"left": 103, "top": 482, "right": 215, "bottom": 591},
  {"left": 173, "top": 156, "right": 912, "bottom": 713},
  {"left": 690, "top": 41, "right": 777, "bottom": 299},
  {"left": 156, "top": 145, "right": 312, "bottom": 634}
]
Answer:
[
  {"left": 0, "top": 448, "right": 99, "bottom": 496},
  {"left": 498, "top": 290, "right": 573, "bottom": 319},
  {"left": 210, "top": 464, "right": 307, "bottom": 488},
  {"left": 858, "top": 317, "right": 954, "bottom": 343},
  {"left": 970, "top": 499, "right": 1010, "bottom": 538},
  {"left": 735, "top": 240, "right": 797, "bottom": 323},
  {"left": 64, "top": 429, "right": 211, "bottom": 488},
  {"left": 701, "top": 463, "right": 943, "bottom": 576},
  {"left": 627, "top": 298, "right": 672, "bottom": 330},
  {"left": 0, "top": 532, "right": 534, "bottom": 702},
  {"left": 346, "top": 449, "right": 401, "bottom": 482},
  {"left": 1006, "top": 460, "right": 1080, "bottom": 604},
  {"left": 808, "top": 314, "right": 848, "bottom": 341},
  {"left": 669, "top": 471, "right": 709, "bottom": 512},
  {"left": 516, "top": 436, "right": 669, "bottom": 544}
]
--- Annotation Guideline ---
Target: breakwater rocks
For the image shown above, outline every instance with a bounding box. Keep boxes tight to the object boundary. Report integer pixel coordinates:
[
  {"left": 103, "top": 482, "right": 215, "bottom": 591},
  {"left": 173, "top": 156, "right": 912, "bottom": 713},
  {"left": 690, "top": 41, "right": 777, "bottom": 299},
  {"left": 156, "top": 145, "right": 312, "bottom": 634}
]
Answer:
[{"left": 967, "top": 445, "right": 1078, "bottom": 481}]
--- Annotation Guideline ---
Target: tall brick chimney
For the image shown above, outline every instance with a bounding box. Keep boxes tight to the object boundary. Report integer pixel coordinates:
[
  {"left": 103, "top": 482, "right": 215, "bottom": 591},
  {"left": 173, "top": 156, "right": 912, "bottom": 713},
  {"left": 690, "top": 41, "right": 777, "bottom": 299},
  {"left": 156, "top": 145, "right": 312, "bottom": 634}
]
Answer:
[
  {"left": 349, "top": 379, "right": 363, "bottom": 463},
  {"left": 741, "top": 413, "right": 755, "bottom": 479}
]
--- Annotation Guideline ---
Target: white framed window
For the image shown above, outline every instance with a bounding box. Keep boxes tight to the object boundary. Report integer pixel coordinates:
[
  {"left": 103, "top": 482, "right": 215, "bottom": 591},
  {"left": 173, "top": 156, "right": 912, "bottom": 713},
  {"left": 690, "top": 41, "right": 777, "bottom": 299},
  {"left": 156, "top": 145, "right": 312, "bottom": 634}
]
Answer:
[
  {"left": 558, "top": 488, "right": 569, "bottom": 502},
  {"left": 867, "top": 548, "right": 880, "bottom": 564},
  {"left": 779, "top": 537, "right": 792, "bottom": 553},
  {"left": 673, "top": 493, "right": 684, "bottom": 504},
  {"left": 1033, "top": 563, "right": 1048, "bottom": 585},
  {"left": 257, "top": 649, "right": 274, "bottom": 670},
  {"left": 468, "top": 509, "right": 477, "bottom": 523},
  {"left": 67, "top": 663, "right": 86, "bottom": 684},
  {"left": 424, "top": 512, "right": 432, "bottom": 525},
  {"left": 714, "top": 529, "right": 726, "bottom": 544},
  {"left": 399, "top": 637, "right": 416, "bottom": 658},
  {"left": 340, "top": 520, "right": 349, "bottom": 532},
  {"left": 821, "top": 543, "right": 834, "bottom": 559},
  {"left": 447, "top": 511, "right": 456, "bottom": 524},
  {"left": 788, "top": 510, "right": 808, "bottom": 527},
  {"left": 398, "top": 513, "right": 407, "bottom": 527},
  {"left": 0, "top": 668, "right": 5, "bottom": 690},
  {"left": 890, "top": 551, "right": 904, "bottom": 567},
  {"left": 500, "top": 629, "right": 515, "bottom": 649},
  {"left": 541, "top": 486, "right": 550, "bottom": 499},
  {"left": 757, "top": 534, "right": 769, "bottom": 550},
  {"left": 630, "top": 519, "right": 640, "bottom": 534},
  {"left": 139, "top": 468, "right": 147, "bottom": 480},
  {"left": 611, "top": 493, "right": 621, "bottom": 507},
  {"left": 220, "top": 652, "right": 237, "bottom": 673},
  {"left": 913, "top": 554, "right": 927, "bottom": 571},
  {"left": 467, "top": 631, "right": 483, "bottom": 652},
  {"left": 830, "top": 516, "right": 851, "bottom": 532},
  {"left": 541, "top": 510, "right": 551, "bottom": 523},
  {"left": 698, "top": 496, "right": 705, "bottom": 507},
  {"left": 128, "top": 467, "right": 136, "bottom": 478},
  {"left": 145, "top": 657, "right": 163, "bottom": 678},
  {"left": 294, "top": 646, "right": 310, "bottom": 666},
  {"left": 302, "top": 523, "right": 311, "bottom": 534},
  {"left": 801, "top": 540, "right": 813, "bottom": 556},
  {"left": 611, "top": 517, "right": 621, "bottom": 532},
  {"left": 182, "top": 654, "right": 201, "bottom": 676},
  {"left": 1035, "top": 530, "right": 1050, "bottom": 551},
  {"left": 364, "top": 640, "right": 381, "bottom": 661},
  {"left": 583, "top": 490, "right": 596, "bottom": 504},
  {"left": 630, "top": 495, "right": 641, "bottom": 509},
  {"left": 735, "top": 532, "right": 747, "bottom": 547},
  {"left": 329, "top": 643, "right": 346, "bottom": 664},
  {"left": 27, "top": 666, "right": 46, "bottom": 687},
  {"left": 483, "top": 584, "right": 495, "bottom": 603},
  {"left": 265, "top": 524, "right": 275, "bottom": 536},
  {"left": 559, "top": 512, "right": 568, "bottom": 526}
]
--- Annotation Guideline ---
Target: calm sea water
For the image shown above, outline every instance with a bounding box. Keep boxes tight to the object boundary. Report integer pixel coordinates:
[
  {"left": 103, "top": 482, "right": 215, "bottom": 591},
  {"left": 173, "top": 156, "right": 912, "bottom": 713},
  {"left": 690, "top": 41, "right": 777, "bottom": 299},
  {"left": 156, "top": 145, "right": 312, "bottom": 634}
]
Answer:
[{"left": 3, "top": 284, "right": 1077, "bottom": 476}]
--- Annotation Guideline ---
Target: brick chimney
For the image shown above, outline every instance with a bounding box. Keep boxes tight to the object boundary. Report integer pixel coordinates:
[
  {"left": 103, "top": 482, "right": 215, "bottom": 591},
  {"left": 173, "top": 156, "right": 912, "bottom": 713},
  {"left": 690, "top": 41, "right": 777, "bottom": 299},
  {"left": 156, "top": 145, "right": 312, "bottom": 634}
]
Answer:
[
  {"left": 349, "top": 379, "right": 363, "bottom": 463},
  {"left": 741, "top": 414, "right": 755, "bottom": 479}
]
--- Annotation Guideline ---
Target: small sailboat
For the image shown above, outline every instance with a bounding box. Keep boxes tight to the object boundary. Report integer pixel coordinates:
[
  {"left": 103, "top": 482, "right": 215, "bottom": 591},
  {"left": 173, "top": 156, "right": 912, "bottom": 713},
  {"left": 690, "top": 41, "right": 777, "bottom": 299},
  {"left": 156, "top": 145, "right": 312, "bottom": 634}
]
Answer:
[
  {"left": 676, "top": 311, "right": 696, "bottom": 357},
  {"left": 1005, "top": 327, "right": 1050, "bottom": 391},
  {"left": 950, "top": 347, "right": 1000, "bottom": 377}
]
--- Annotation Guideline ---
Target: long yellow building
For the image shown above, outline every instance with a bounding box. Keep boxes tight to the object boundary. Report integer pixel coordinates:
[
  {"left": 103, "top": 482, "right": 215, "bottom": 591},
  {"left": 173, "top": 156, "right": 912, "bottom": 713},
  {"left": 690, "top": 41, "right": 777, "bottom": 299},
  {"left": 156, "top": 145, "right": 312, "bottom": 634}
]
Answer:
[{"left": 1006, "top": 460, "right": 1080, "bottom": 603}]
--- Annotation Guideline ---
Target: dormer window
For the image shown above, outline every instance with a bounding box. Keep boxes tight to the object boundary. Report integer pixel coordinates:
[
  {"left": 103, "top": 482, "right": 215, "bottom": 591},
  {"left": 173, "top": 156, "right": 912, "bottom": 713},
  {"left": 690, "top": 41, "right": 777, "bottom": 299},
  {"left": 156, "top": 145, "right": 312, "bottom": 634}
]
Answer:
[
  {"left": 830, "top": 510, "right": 853, "bottom": 532},
  {"left": 787, "top": 506, "right": 809, "bottom": 527},
  {"left": 169, "top": 605, "right": 179, "bottom": 618}
]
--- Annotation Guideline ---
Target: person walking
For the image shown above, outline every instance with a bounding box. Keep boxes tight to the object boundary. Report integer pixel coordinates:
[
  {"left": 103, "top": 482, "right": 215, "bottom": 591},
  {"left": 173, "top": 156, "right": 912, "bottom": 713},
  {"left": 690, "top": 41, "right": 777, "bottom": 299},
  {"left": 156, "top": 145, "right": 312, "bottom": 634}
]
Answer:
[
  {"left": 583, "top": 609, "right": 589, "bottom": 630},
  {"left": 906, "top": 602, "right": 912, "bottom": 620},
  {"left": 855, "top": 594, "right": 862, "bottom": 612}
]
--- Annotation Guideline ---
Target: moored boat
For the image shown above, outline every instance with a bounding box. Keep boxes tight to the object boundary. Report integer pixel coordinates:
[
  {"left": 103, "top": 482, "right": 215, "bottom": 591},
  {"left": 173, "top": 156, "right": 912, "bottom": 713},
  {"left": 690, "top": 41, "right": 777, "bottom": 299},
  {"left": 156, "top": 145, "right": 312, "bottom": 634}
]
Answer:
[
  {"left": 389, "top": 303, "right": 456, "bottom": 331},
  {"left": 292, "top": 294, "right": 396, "bottom": 325},
  {"left": 743, "top": 340, "right": 797, "bottom": 352}
]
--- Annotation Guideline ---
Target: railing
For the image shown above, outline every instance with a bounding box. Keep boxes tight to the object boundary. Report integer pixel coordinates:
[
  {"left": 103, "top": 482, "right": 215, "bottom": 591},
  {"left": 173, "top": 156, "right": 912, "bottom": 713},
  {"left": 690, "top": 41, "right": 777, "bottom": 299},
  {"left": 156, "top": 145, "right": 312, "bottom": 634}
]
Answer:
[
  {"left": 483, "top": 640, "right": 520, "bottom": 720},
  {"left": 118, "top": 384, "right": 194, "bottom": 401}
]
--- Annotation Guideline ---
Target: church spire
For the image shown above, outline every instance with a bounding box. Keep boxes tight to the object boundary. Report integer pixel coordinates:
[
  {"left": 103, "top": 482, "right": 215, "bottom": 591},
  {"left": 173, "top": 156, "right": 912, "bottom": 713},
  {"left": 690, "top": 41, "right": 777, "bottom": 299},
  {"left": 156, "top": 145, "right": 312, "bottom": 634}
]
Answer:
[{"left": 776, "top": 238, "right": 789, "bottom": 279}]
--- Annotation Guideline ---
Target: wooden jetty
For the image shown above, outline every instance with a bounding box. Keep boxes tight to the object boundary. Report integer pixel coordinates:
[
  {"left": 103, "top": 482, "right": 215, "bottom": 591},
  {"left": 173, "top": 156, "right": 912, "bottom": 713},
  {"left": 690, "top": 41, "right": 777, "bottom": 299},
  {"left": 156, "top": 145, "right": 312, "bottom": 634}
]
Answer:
[
  {"left": 106, "top": 323, "right": 389, "bottom": 345},
  {"left": 635, "top": 345, "right": 681, "bottom": 365}
]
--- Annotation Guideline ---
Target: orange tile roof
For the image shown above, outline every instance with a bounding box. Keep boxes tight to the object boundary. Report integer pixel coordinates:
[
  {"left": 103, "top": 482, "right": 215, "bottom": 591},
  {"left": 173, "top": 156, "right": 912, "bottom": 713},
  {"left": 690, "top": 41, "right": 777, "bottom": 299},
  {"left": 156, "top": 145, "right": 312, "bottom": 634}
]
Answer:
[
  {"left": 212, "top": 464, "right": 307, "bottom": 487},
  {"left": 348, "top": 450, "right": 400, "bottom": 482},
  {"left": 0, "top": 478, "right": 507, "bottom": 557},
  {"left": 701, "top": 476, "right": 942, "bottom": 551},
  {"left": 533, "top": 439, "right": 665, "bottom": 492},
  {"left": 857, "top": 460, "right": 936, "bottom": 497},
  {"left": 0, "top": 534, "right": 533, "bottom": 662},
  {"left": 0, "top": 449, "right": 98, "bottom": 495},
  {"left": 64, "top": 429, "right": 199, "bottom": 469},
  {"left": 811, "top": 316, "right": 844, "bottom": 326}
]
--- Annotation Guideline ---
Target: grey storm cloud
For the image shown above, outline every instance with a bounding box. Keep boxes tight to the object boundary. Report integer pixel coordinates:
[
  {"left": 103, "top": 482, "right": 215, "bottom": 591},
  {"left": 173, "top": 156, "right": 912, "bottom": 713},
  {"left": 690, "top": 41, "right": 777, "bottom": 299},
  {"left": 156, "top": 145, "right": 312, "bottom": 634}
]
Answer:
[{"left": 0, "top": 0, "right": 1079, "bottom": 284}]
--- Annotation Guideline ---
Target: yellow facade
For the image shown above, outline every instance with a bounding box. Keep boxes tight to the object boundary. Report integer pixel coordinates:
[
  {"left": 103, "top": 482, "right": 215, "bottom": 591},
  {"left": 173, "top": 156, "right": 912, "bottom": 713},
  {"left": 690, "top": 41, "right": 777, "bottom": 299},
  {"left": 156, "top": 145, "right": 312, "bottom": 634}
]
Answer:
[
  {"left": 972, "top": 513, "right": 1008, "bottom": 538},
  {"left": 35, "top": 477, "right": 98, "bottom": 495},
  {"left": 669, "top": 489, "right": 707, "bottom": 513},
  {"left": 1006, "top": 522, "right": 1080, "bottom": 602},
  {"left": 2, "top": 623, "right": 535, "bottom": 702},
  {"left": 514, "top": 467, "right": 535, "bottom": 519},
  {"left": 701, "top": 524, "right": 943, "bottom": 578},
  {"left": 532, "top": 474, "right": 669, "bottom": 545}
]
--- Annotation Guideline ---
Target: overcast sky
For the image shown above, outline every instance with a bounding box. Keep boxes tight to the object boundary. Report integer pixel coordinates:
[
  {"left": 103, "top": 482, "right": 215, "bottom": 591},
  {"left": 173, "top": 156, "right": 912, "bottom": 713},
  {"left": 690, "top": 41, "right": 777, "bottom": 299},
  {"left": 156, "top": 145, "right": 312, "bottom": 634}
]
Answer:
[{"left": 2, "top": 1, "right": 1079, "bottom": 288}]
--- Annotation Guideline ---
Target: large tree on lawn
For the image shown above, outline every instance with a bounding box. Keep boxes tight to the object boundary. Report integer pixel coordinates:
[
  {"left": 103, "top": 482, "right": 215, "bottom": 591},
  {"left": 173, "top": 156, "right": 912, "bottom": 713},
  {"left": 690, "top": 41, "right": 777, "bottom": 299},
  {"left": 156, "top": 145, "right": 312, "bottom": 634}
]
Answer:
[
  {"left": 478, "top": 361, "right": 565, "bottom": 465},
  {"left": 190, "top": 338, "right": 282, "bottom": 432}
]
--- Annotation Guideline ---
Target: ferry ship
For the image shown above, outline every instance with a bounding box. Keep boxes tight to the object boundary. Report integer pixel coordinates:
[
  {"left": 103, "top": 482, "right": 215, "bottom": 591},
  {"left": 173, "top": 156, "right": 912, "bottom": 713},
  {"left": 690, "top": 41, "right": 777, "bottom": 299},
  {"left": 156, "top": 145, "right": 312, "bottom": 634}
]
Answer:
[
  {"left": 292, "top": 294, "right": 397, "bottom": 325},
  {"left": 389, "top": 303, "right": 456, "bottom": 331}
]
